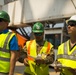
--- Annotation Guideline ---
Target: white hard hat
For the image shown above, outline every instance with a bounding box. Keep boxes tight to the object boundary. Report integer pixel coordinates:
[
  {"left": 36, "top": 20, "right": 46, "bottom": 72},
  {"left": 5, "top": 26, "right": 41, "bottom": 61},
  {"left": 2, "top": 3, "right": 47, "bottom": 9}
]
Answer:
[{"left": 68, "top": 15, "right": 76, "bottom": 23}]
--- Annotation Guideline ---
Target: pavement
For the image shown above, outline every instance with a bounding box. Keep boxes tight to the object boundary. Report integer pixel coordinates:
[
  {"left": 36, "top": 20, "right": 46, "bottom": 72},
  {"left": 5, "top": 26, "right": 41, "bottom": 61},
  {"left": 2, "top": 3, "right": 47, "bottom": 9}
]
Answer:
[
  {"left": 14, "top": 61, "right": 60, "bottom": 75},
  {"left": 14, "top": 61, "right": 25, "bottom": 75}
]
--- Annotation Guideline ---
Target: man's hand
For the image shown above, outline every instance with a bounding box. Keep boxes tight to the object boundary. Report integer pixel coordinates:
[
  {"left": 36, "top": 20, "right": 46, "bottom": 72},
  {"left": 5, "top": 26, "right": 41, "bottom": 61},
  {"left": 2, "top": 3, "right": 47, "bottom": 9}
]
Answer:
[
  {"left": 54, "top": 66, "right": 61, "bottom": 72},
  {"left": 53, "top": 61, "right": 62, "bottom": 72},
  {"left": 35, "top": 58, "right": 45, "bottom": 65},
  {"left": 24, "top": 58, "right": 29, "bottom": 66}
]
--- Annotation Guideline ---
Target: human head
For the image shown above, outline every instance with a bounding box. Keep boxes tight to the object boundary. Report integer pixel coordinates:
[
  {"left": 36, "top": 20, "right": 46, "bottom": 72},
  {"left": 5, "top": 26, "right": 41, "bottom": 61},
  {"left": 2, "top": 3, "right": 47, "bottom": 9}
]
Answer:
[
  {"left": 0, "top": 11, "right": 10, "bottom": 22},
  {"left": 67, "top": 15, "right": 76, "bottom": 36},
  {"left": 32, "top": 22, "right": 44, "bottom": 41},
  {"left": 32, "top": 22, "right": 44, "bottom": 33},
  {"left": 55, "top": 34, "right": 59, "bottom": 38},
  {"left": 0, "top": 11, "right": 10, "bottom": 31}
]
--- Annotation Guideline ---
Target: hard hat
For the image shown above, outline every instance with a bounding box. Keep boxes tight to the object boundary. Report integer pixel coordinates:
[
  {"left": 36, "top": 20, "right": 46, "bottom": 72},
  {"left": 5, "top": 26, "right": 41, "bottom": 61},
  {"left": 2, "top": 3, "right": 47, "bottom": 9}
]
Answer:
[
  {"left": 0, "top": 11, "right": 10, "bottom": 22},
  {"left": 32, "top": 22, "right": 44, "bottom": 33},
  {"left": 67, "top": 15, "right": 76, "bottom": 23}
]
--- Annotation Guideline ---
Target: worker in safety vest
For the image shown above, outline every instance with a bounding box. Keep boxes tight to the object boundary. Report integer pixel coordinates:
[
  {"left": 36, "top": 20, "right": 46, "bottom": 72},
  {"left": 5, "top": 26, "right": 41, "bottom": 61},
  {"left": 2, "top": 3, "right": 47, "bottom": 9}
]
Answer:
[
  {"left": 0, "top": 11, "right": 19, "bottom": 75},
  {"left": 54, "top": 15, "right": 76, "bottom": 75},
  {"left": 18, "top": 22, "right": 55, "bottom": 75}
]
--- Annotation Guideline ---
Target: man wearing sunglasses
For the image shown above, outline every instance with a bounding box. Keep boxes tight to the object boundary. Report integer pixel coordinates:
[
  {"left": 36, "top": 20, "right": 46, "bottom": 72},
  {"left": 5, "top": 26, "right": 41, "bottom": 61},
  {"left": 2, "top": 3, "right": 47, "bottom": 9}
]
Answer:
[
  {"left": 19, "top": 22, "right": 54, "bottom": 75},
  {"left": 54, "top": 15, "right": 76, "bottom": 75},
  {"left": 0, "top": 11, "right": 19, "bottom": 75}
]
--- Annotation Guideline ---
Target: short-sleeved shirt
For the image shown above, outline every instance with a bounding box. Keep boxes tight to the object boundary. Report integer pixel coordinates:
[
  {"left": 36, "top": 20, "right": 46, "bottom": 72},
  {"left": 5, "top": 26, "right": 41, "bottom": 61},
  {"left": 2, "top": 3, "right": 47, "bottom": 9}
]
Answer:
[{"left": 0, "top": 29, "right": 19, "bottom": 51}]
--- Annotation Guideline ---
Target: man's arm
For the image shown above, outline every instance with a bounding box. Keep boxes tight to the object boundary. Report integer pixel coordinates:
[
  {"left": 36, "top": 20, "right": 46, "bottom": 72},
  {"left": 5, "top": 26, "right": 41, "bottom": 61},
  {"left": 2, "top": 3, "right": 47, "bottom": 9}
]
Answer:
[
  {"left": 45, "top": 48, "right": 55, "bottom": 64},
  {"left": 18, "top": 44, "right": 27, "bottom": 63},
  {"left": 9, "top": 51, "right": 17, "bottom": 75},
  {"left": 35, "top": 48, "right": 55, "bottom": 65},
  {"left": 8, "top": 34, "right": 19, "bottom": 75}
]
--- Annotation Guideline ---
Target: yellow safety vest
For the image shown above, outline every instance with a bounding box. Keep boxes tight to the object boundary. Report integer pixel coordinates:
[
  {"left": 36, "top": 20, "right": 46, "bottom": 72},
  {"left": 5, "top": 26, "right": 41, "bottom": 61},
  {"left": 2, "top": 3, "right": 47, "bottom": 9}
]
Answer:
[
  {"left": 24, "top": 40, "right": 53, "bottom": 75},
  {"left": 0, "top": 32, "right": 15, "bottom": 73},
  {"left": 57, "top": 40, "right": 76, "bottom": 75}
]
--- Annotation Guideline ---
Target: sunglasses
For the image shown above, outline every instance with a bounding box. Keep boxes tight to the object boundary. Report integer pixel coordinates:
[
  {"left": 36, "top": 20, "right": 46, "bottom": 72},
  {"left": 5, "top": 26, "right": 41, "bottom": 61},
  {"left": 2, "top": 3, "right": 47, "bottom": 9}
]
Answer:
[
  {"left": 67, "top": 21, "right": 76, "bottom": 26},
  {"left": 34, "top": 33, "right": 43, "bottom": 36}
]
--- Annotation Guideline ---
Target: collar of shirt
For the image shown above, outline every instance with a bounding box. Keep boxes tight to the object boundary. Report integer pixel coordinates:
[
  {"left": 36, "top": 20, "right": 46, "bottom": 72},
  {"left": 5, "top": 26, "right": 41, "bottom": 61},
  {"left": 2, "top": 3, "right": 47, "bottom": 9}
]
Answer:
[
  {"left": 0, "top": 29, "right": 9, "bottom": 34},
  {"left": 36, "top": 40, "right": 46, "bottom": 46}
]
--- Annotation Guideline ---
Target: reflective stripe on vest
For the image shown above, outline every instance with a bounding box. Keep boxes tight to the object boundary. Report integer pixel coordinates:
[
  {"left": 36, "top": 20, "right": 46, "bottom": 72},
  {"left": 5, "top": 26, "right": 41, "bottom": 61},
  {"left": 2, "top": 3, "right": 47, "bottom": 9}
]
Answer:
[
  {"left": 28, "top": 40, "right": 33, "bottom": 55},
  {"left": 57, "top": 41, "right": 76, "bottom": 61},
  {"left": 0, "top": 57, "right": 10, "bottom": 61},
  {"left": 27, "top": 40, "right": 51, "bottom": 61},
  {"left": 27, "top": 40, "right": 34, "bottom": 61},
  {"left": 0, "top": 32, "right": 12, "bottom": 61},
  {"left": 46, "top": 42, "right": 51, "bottom": 54}
]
